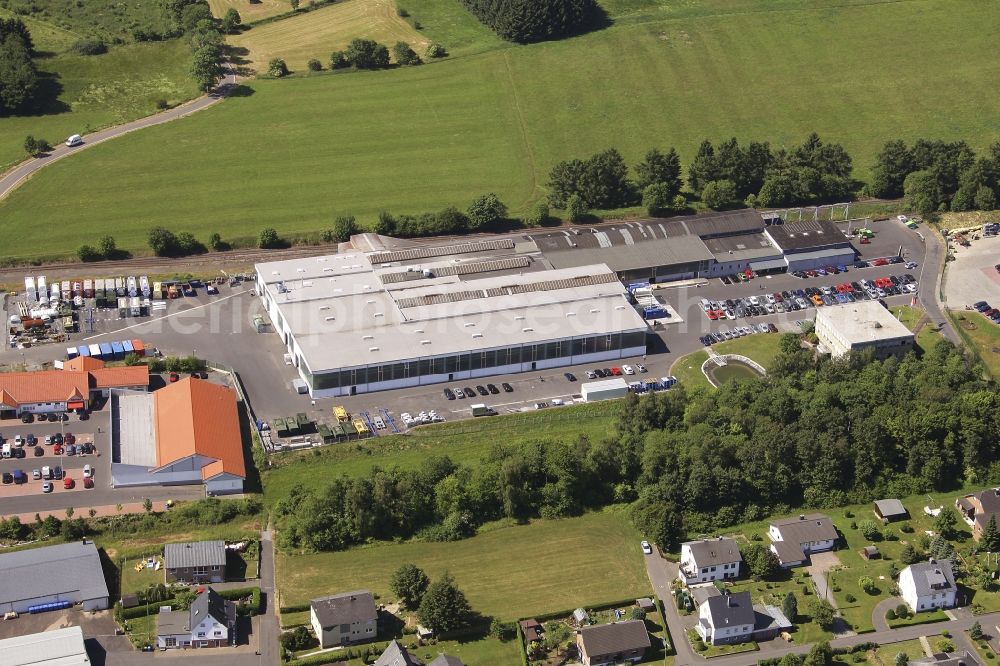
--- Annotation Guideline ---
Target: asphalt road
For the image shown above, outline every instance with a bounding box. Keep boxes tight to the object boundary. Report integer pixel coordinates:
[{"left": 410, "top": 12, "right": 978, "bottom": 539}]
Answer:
[{"left": 0, "top": 64, "right": 236, "bottom": 203}]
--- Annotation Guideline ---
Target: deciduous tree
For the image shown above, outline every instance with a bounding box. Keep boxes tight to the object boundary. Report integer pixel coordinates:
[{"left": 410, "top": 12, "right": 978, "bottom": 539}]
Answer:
[
  {"left": 417, "top": 572, "right": 471, "bottom": 633},
  {"left": 390, "top": 563, "right": 430, "bottom": 609}
]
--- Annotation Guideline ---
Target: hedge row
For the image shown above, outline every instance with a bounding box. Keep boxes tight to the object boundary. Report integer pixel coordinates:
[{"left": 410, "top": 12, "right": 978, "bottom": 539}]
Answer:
[
  {"left": 118, "top": 598, "right": 182, "bottom": 621},
  {"left": 531, "top": 597, "right": 642, "bottom": 624},
  {"left": 216, "top": 586, "right": 262, "bottom": 616},
  {"left": 280, "top": 603, "right": 312, "bottom": 614}
]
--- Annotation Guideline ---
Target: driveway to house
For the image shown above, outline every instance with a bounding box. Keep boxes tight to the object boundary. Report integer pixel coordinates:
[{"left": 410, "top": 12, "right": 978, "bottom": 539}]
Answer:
[
  {"left": 805, "top": 551, "right": 842, "bottom": 607},
  {"left": 643, "top": 550, "right": 699, "bottom": 664},
  {"left": 0, "top": 63, "right": 236, "bottom": 202},
  {"left": 871, "top": 597, "right": 903, "bottom": 632}
]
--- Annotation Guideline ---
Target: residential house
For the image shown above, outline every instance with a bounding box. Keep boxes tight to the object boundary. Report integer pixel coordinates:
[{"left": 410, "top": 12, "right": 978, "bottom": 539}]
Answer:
[
  {"left": 576, "top": 620, "right": 651, "bottom": 666},
  {"left": 956, "top": 489, "right": 1000, "bottom": 540},
  {"left": 874, "top": 499, "right": 909, "bottom": 523},
  {"left": 678, "top": 537, "right": 743, "bottom": 585},
  {"left": 899, "top": 560, "right": 958, "bottom": 613},
  {"left": 697, "top": 592, "right": 755, "bottom": 646},
  {"left": 375, "top": 641, "right": 422, "bottom": 666},
  {"left": 768, "top": 514, "right": 838, "bottom": 568},
  {"left": 156, "top": 587, "right": 236, "bottom": 649},
  {"left": 914, "top": 651, "right": 982, "bottom": 666},
  {"left": 428, "top": 657, "right": 464, "bottom": 666},
  {"left": 164, "top": 540, "right": 226, "bottom": 584},
  {"left": 310, "top": 590, "right": 378, "bottom": 649}
]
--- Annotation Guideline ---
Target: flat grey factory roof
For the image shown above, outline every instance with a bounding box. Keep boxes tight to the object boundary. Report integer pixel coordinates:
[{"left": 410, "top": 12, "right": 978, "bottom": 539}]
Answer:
[
  {"left": 542, "top": 233, "right": 714, "bottom": 271},
  {"left": 0, "top": 541, "right": 109, "bottom": 605},
  {"left": 0, "top": 626, "right": 89, "bottom": 666},
  {"left": 164, "top": 540, "right": 226, "bottom": 568},
  {"left": 765, "top": 219, "right": 852, "bottom": 251},
  {"left": 817, "top": 301, "right": 913, "bottom": 343},
  {"left": 702, "top": 233, "right": 781, "bottom": 261}
]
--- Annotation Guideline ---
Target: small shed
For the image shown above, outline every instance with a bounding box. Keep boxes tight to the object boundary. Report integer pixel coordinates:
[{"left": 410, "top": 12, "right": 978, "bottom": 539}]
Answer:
[
  {"left": 874, "top": 499, "right": 908, "bottom": 523},
  {"left": 572, "top": 608, "right": 590, "bottom": 626},
  {"left": 416, "top": 625, "right": 434, "bottom": 639},
  {"left": 636, "top": 597, "right": 656, "bottom": 614},
  {"left": 860, "top": 545, "right": 880, "bottom": 560},
  {"left": 120, "top": 593, "right": 139, "bottom": 609},
  {"left": 519, "top": 618, "right": 543, "bottom": 642}
]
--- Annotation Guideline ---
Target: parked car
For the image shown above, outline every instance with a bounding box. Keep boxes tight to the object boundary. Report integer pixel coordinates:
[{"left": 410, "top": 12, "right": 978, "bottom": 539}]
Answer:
[
  {"left": 1, "top": 472, "right": 11, "bottom": 484},
  {"left": 53, "top": 466, "right": 62, "bottom": 480},
  {"left": 32, "top": 468, "right": 41, "bottom": 480},
  {"left": 83, "top": 477, "right": 94, "bottom": 489},
  {"left": 443, "top": 388, "right": 455, "bottom": 400},
  {"left": 641, "top": 540, "right": 652, "bottom": 555},
  {"left": 20, "top": 413, "right": 33, "bottom": 423},
  {"left": 63, "top": 477, "right": 74, "bottom": 489},
  {"left": 463, "top": 387, "right": 476, "bottom": 398},
  {"left": 475, "top": 385, "right": 488, "bottom": 396},
  {"left": 622, "top": 365, "right": 635, "bottom": 375},
  {"left": 42, "top": 481, "right": 53, "bottom": 493},
  {"left": 563, "top": 372, "right": 577, "bottom": 382},
  {"left": 501, "top": 383, "right": 513, "bottom": 393},
  {"left": 169, "top": 372, "right": 179, "bottom": 383},
  {"left": 83, "top": 464, "right": 93, "bottom": 479},
  {"left": 453, "top": 385, "right": 465, "bottom": 398},
  {"left": 487, "top": 384, "right": 499, "bottom": 394},
  {"left": 33, "top": 446, "right": 43, "bottom": 457}
]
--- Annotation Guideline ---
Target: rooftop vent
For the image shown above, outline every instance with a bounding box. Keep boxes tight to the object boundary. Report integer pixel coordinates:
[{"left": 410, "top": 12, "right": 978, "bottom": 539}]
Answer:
[
  {"left": 421, "top": 340, "right": 431, "bottom": 345},
  {"left": 515, "top": 315, "right": 525, "bottom": 320},
  {"left": 472, "top": 333, "right": 483, "bottom": 338},
  {"left": 363, "top": 335, "right": 374, "bottom": 340},
  {"left": 522, "top": 327, "right": 534, "bottom": 332},
  {"left": 324, "top": 316, "right": 335, "bottom": 322},
  {"left": 369, "top": 347, "right": 379, "bottom": 352}
]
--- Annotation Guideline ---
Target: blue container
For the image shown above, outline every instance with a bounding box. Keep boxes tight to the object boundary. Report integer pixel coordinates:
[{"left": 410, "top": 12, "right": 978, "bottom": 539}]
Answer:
[
  {"left": 78, "top": 345, "right": 91, "bottom": 357},
  {"left": 122, "top": 340, "right": 134, "bottom": 353},
  {"left": 28, "top": 600, "right": 71, "bottom": 614},
  {"left": 111, "top": 341, "right": 124, "bottom": 358},
  {"left": 99, "top": 343, "right": 113, "bottom": 357}
]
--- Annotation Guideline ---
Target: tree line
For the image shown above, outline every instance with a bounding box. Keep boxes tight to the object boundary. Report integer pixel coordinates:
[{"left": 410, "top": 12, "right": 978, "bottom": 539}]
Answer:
[
  {"left": 272, "top": 338, "right": 998, "bottom": 554},
  {"left": 459, "top": 0, "right": 601, "bottom": 43},
  {"left": 0, "top": 18, "right": 37, "bottom": 115},
  {"left": 870, "top": 139, "right": 1000, "bottom": 214}
]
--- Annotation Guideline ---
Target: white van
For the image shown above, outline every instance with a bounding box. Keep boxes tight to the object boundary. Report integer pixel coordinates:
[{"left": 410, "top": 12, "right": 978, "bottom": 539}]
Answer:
[
  {"left": 65, "top": 134, "right": 83, "bottom": 147},
  {"left": 42, "top": 466, "right": 51, "bottom": 479},
  {"left": 1, "top": 443, "right": 10, "bottom": 458}
]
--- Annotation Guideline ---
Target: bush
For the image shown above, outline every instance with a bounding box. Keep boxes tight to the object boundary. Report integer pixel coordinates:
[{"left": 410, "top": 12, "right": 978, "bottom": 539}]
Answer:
[
  {"left": 845, "top": 593, "right": 856, "bottom": 603},
  {"left": 392, "top": 41, "right": 421, "bottom": 66},
  {"left": 267, "top": 58, "right": 289, "bottom": 77},
  {"left": 460, "top": 0, "right": 600, "bottom": 43},
  {"left": 859, "top": 576, "right": 877, "bottom": 594},
  {"left": 894, "top": 603, "right": 910, "bottom": 619},
  {"left": 77, "top": 244, "right": 101, "bottom": 262},
  {"left": 70, "top": 37, "right": 107, "bottom": 55},
  {"left": 467, "top": 193, "right": 507, "bottom": 229},
  {"left": 567, "top": 194, "right": 587, "bottom": 222},
  {"left": 859, "top": 519, "right": 882, "bottom": 541},
  {"left": 330, "top": 50, "right": 350, "bottom": 69},
  {"left": 425, "top": 43, "right": 447, "bottom": 58},
  {"left": 345, "top": 38, "right": 390, "bottom": 69},
  {"left": 935, "top": 639, "right": 955, "bottom": 654},
  {"left": 24, "top": 135, "right": 51, "bottom": 157},
  {"left": 281, "top": 625, "right": 316, "bottom": 651},
  {"left": 259, "top": 227, "right": 282, "bottom": 249},
  {"left": 306, "top": 58, "right": 322, "bottom": 71},
  {"left": 885, "top": 608, "right": 896, "bottom": 620}
]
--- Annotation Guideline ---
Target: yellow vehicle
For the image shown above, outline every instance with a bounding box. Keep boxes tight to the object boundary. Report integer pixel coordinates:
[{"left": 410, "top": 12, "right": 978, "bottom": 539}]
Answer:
[
  {"left": 334, "top": 406, "right": 349, "bottom": 422},
  {"left": 153, "top": 281, "right": 163, "bottom": 299},
  {"left": 353, "top": 419, "right": 369, "bottom": 436}
]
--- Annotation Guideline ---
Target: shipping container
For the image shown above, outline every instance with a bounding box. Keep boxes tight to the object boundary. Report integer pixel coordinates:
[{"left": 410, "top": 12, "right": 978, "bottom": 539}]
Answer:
[
  {"left": 88, "top": 343, "right": 101, "bottom": 357},
  {"left": 111, "top": 341, "right": 124, "bottom": 359},
  {"left": 61, "top": 280, "right": 70, "bottom": 297},
  {"left": 83, "top": 279, "right": 94, "bottom": 298},
  {"left": 24, "top": 276, "right": 36, "bottom": 302},
  {"left": 71, "top": 281, "right": 81, "bottom": 297},
  {"left": 67, "top": 347, "right": 79, "bottom": 359},
  {"left": 123, "top": 340, "right": 134, "bottom": 353},
  {"left": 37, "top": 276, "right": 47, "bottom": 299},
  {"left": 50, "top": 283, "right": 60, "bottom": 302},
  {"left": 127, "top": 276, "right": 137, "bottom": 297},
  {"left": 153, "top": 282, "right": 162, "bottom": 299},
  {"left": 131, "top": 339, "right": 145, "bottom": 356},
  {"left": 140, "top": 276, "right": 150, "bottom": 297},
  {"left": 99, "top": 342, "right": 113, "bottom": 357},
  {"left": 78, "top": 345, "right": 91, "bottom": 357}
]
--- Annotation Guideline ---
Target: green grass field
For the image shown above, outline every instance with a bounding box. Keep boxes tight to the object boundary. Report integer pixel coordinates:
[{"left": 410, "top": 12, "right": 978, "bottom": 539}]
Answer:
[
  {"left": 263, "top": 401, "right": 619, "bottom": 505},
  {"left": 950, "top": 310, "right": 1000, "bottom": 379},
  {"left": 231, "top": 0, "right": 429, "bottom": 72},
  {"left": 209, "top": 0, "right": 291, "bottom": 22},
  {"left": 276, "top": 508, "right": 651, "bottom": 619},
  {"left": 0, "top": 8, "right": 200, "bottom": 171},
  {"left": 1, "top": 0, "right": 997, "bottom": 261}
]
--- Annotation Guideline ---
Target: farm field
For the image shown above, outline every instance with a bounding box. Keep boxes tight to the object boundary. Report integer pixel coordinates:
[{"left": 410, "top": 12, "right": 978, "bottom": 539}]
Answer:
[
  {"left": 1, "top": 0, "right": 998, "bottom": 261},
  {"left": 275, "top": 508, "right": 651, "bottom": 620},
  {"left": 263, "top": 401, "right": 619, "bottom": 506},
  {"left": 230, "top": 0, "right": 429, "bottom": 72},
  {"left": 0, "top": 8, "right": 200, "bottom": 171},
  {"left": 208, "top": 0, "right": 290, "bottom": 22}
]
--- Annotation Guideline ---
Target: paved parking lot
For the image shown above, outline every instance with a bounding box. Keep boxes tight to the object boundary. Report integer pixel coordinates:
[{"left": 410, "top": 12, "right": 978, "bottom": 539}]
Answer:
[{"left": 944, "top": 234, "right": 1000, "bottom": 307}]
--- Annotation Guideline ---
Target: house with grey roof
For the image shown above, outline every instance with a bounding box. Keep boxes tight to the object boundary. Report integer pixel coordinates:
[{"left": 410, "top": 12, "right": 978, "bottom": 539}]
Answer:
[
  {"left": 679, "top": 537, "right": 743, "bottom": 585},
  {"left": 768, "top": 514, "right": 839, "bottom": 568},
  {"left": 874, "top": 499, "right": 908, "bottom": 523},
  {"left": 697, "top": 592, "right": 755, "bottom": 646},
  {"left": 164, "top": 540, "right": 226, "bottom": 584},
  {"left": 375, "top": 641, "right": 422, "bottom": 666},
  {"left": 914, "top": 651, "right": 982, "bottom": 666},
  {"left": 310, "top": 590, "right": 378, "bottom": 648},
  {"left": 0, "top": 540, "right": 109, "bottom": 613},
  {"left": 576, "top": 620, "right": 651, "bottom": 666},
  {"left": 156, "top": 587, "right": 236, "bottom": 649},
  {"left": 899, "top": 559, "right": 958, "bottom": 613},
  {"left": 956, "top": 489, "right": 1000, "bottom": 541}
]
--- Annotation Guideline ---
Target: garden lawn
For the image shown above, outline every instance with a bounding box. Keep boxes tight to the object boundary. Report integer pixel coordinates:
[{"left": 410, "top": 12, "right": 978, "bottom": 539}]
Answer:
[
  {"left": 276, "top": 508, "right": 651, "bottom": 620},
  {"left": 950, "top": 311, "right": 1000, "bottom": 380},
  {"left": 713, "top": 333, "right": 785, "bottom": 370},
  {"left": 890, "top": 306, "right": 943, "bottom": 352},
  {"left": 887, "top": 608, "right": 948, "bottom": 628},
  {"left": 669, "top": 350, "right": 710, "bottom": 392},
  {"left": 230, "top": 0, "right": 429, "bottom": 72},
  {"left": 263, "top": 401, "right": 619, "bottom": 506},
  {"left": 2, "top": 0, "right": 998, "bottom": 260},
  {"left": 727, "top": 573, "right": 833, "bottom": 645},
  {"left": 0, "top": 20, "right": 200, "bottom": 171},
  {"left": 124, "top": 614, "right": 156, "bottom": 648},
  {"left": 872, "top": 637, "right": 932, "bottom": 665}
]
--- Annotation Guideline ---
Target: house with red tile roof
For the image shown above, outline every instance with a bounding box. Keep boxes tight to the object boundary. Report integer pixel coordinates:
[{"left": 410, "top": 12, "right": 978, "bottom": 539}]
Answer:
[
  {"left": 111, "top": 377, "right": 245, "bottom": 495},
  {"left": 0, "top": 360, "right": 148, "bottom": 418}
]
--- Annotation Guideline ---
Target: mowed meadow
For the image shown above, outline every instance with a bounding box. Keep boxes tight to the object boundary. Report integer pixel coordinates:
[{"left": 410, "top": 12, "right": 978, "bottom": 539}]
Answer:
[{"left": 1, "top": 0, "right": 998, "bottom": 260}]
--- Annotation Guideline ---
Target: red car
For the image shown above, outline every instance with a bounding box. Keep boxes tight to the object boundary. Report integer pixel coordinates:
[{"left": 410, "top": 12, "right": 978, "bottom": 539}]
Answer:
[
  {"left": 873, "top": 258, "right": 888, "bottom": 266},
  {"left": 610, "top": 367, "right": 622, "bottom": 376},
  {"left": 706, "top": 310, "right": 719, "bottom": 320},
  {"left": 83, "top": 477, "right": 94, "bottom": 489},
  {"left": 63, "top": 477, "right": 74, "bottom": 489}
]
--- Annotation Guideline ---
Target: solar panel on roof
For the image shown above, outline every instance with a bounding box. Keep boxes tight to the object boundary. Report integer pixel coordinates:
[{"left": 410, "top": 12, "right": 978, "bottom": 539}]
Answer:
[{"left": 369, "top": 239, "right": 514, "bottom": 264}]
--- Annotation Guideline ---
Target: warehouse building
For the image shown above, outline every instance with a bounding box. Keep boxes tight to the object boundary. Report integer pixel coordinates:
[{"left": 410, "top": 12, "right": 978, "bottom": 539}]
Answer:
[
  {"left": 815, "top": 301, "right": 914, "bottom": 359},
  {"left": 0, "top": 360, "right": 148, "bottom": 418},
  {"left": 0, "top": 626, "right": 91, "bottom": 666},
  {"left": 581, "top": 377, "right": 630, "bottom": 402},
  {"left": 256, "top": 243, "right": 650, "bottom": 398},
  {"left": 111, "top": 378, "right": 246, "bottom": 494},
  {"left": 0, "top": 541, "right": 109, "bottom": 613},
  {"left": 763, "top": 219, "right": 857, "bottom": 271}
]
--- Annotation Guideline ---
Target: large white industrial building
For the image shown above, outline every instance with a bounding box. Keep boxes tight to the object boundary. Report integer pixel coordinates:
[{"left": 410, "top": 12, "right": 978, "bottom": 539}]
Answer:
[
  {"left": 256, "top": 239, "right": 650, "bottom": 397},
  {"left": 815, "top": 301, "right": 915, "bottom": 359}
]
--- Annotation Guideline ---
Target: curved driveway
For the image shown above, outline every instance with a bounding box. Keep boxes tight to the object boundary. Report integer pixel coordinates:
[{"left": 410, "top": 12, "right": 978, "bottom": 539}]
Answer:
[{"left": 0, "top": 63, "right": 236, "bottom": 202}]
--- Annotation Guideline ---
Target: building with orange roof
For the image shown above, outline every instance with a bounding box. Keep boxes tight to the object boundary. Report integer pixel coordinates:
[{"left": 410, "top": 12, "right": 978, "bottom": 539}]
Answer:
[
  {"left": 0, "top": 359, "right": 148, "bottom": 418},
  {"left": 111, "top": 377, "right": 245, "bottom": 495}
]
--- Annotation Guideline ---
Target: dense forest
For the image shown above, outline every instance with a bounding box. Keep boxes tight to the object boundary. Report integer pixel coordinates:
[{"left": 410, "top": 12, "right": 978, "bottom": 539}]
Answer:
[
  {"left": 459, "top": 0, "right": 600, "bottom": 43},
  {"left": 274, "top": 338, "right": 999, "bottom": 554}
]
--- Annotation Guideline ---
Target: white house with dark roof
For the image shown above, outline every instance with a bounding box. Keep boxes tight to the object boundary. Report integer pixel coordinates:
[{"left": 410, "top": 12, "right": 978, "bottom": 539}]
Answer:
[
  {"left": 697, "top": 592, "right": 755, "bottom": 646},
  {"left": 768, "top": 514, "right": 838, "bottom": 568},
  {"left": 156, "top": 587, "right": 236, "bottom": 649},
  {"left": 310, "top": 590, "right": 378, "bottom": 648},
  {"left": 679, "top": 537, "right": 743, "bottom": 585},
  {"left": 899, "top": 560, "right": 958, "bottom": 613},
  {"left": 576, "top": 620, "right": 651, "bottom": 666}
]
